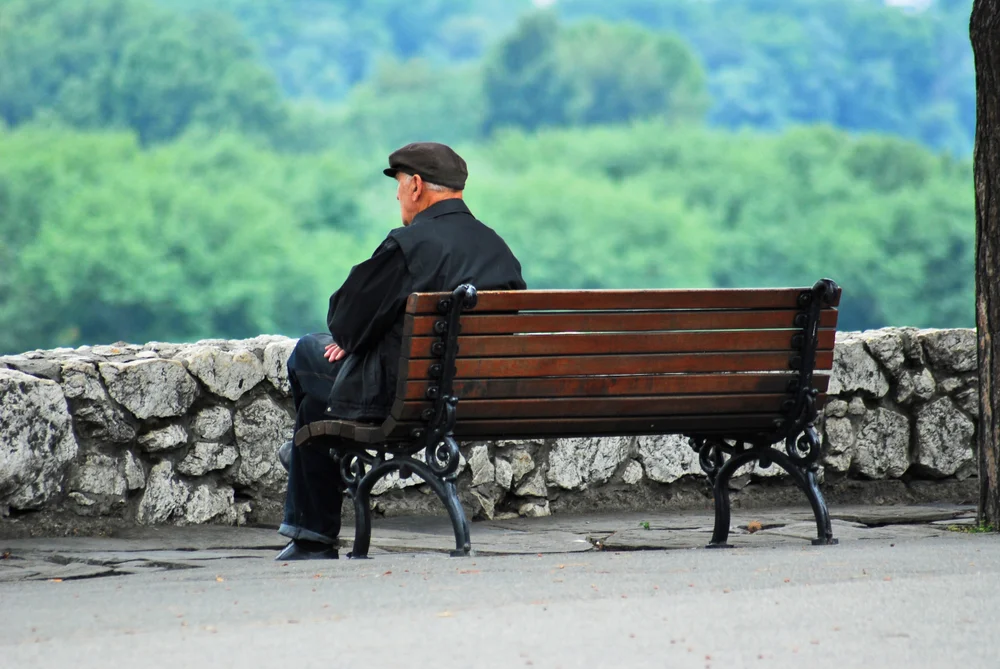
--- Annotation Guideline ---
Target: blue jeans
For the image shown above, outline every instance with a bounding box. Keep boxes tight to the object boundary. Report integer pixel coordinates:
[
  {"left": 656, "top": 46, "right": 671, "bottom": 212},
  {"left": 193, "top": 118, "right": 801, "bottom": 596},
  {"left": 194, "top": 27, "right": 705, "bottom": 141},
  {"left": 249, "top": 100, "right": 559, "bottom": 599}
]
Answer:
[{"left": 278, "top": 333, "right": 344, "bottom": 545}]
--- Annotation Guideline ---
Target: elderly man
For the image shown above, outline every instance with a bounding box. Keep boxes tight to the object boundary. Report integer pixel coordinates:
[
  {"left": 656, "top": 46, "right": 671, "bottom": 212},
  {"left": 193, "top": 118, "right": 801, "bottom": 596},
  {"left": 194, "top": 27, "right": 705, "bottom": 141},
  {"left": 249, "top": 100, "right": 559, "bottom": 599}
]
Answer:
[{"left": 276, "top": 142, "right": 526, "bottom": 560}]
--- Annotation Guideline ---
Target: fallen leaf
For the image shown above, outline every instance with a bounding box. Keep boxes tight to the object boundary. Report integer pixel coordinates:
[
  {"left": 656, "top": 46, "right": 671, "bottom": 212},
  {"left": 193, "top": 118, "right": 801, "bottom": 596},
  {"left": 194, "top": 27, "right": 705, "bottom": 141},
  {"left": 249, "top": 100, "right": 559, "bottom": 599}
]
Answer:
[
  {"left": 459, "top": 569, "right": 480, "bottom": 575},
  {"left": 883, "top": 577, "right": 892, "bottom": 582},
  {"left": 747, "top": 521, "right": 763, "bottom": 534},
  {"left": 437, "top": 611, "right": 453, "bottom": 618},
  {"left": 383, "top": 571, "right": 392, "bottom": 576},
  {"left": 783, "top": 578, "right": 791, "bottom": 583},
  {"left": 1, "top": 550, "right": 11, "bottom": 560},
  {"left": 216, "top": 577, "right": 224, "bottom": 583},
  {"left": 49, "top": 579, "right": 63, "bottom": 583}
]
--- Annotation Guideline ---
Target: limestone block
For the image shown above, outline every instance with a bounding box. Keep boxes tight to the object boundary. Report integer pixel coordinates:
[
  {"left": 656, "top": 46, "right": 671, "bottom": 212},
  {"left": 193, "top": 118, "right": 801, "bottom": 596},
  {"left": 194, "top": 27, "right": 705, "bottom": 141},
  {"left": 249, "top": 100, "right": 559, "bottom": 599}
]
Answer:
[
  {"left": 124, "top": 451, "right": 145, "bottom": 490},
  {"left": 518, "top": 499, "right": 551, "bottom": 518},
  {"left": 896, "top": 368, "right": 936, "bottom": 405},
  {"left": 137, "top": 461, "right": 191, "bottom": 524},
  {"left": 916, "top": 397, "right": 976, "bottom": 478},
  {"left": 822, "top": 416, "right": 855, "bottom": 473},
  {"left": 99, "top": 359, "right": 199, "bottom": 419},
  {"left": 177, "top": 442, "right": 239, "bottom": 477},
  {"left": 183, "top": 484, "right": 242, "bottom": 525},
  {"left": 68, "top": 454, "right": 126, "bottom": 498},
  {"left": 191, "top": 406, "right": 233, "bottom": 441},
  {"left": 471, "top": 488, "right": 497, "bottom": 520},
  {"left": 371, "top": 467, "right": 423, "bottom": 496},
  {"left": 854, "top": 408, "right": 910, "bottom": 479},
  {"left": 824, "top": 399, "right": 848, "bottom": 418},
  {"left": 232, "top": 396, "right": 292, "bottom": 492},
  {"left": 507, "top": 450, "right": 535, "bottom": 484},
  {"left": 828, "top": 336, "right": 889, "bottom": 397},
  {"left": 920, "top": 329, "right": 977, "bottom": 374},
  {"left": 61, "top": 361, "right": 136, "bottom": 443},
  {"left": 469, "top": 444, "right": 495, "bottom": 487},
  {"left": 636, "top": 435, "right": 701, "bottom": 484},
  {"left": 848, "top": 397, "right": 866, "bottom": 416},
  {"left": 860, "top": 329, "right": 906, "bottom": 374},
  {"left": 547, "top": 437, "right": 630, "bottom": 490},
  {"left": 0, "top": 369, "right": 78, "bottom": 510},
  {"left": 621, "top": 459, "right": 643, "bottom": 485},
  {"left": 263, "top": 339, "right": 297, "bottom": 395},
  {"left": 955, "top": 387, "right": 980, "bottom": 417},
  {"left": 180, "top": 346, "right": 264, "bottom": 402},
  {"left": 137, "top": 424, "right": 188, "bottom": 453},
  {"left": 515, "top": 468, "right": 547, "bottom": 498},
  {"left": 494, "top": 458, "right": 514, "bottom": 490}
]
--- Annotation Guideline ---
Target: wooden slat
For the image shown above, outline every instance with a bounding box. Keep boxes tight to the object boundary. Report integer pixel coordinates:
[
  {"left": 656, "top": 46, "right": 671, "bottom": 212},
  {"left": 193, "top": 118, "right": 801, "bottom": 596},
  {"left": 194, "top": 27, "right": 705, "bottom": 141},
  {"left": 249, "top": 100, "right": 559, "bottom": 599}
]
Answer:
[
  {"left": 407, "top": 309, "right": 838, "bottom": 336},
  {"left": 406, "top": 329, "right": 836, "bottom": 358},
  {"left": 396, "top": 393, "right": 793, "bottom": 421},
  {"left": 403, "top": 351, "right": 835, "bottom": 379},
  {"left": 382, "top": 414, "right": 784, "bottom": 440},
  {"left": 406, "top": 287, "right": 841, "bottom": 313},
  {"left": 402, "top": 373, "right": 830, "bottom": 400}
]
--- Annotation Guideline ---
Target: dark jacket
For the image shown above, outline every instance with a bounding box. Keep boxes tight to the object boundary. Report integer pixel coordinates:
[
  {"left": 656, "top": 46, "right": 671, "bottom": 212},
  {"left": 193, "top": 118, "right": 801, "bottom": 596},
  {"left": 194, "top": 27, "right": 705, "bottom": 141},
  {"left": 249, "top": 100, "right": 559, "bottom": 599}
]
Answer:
[{"left": 325, "top": 199, "right": 526, "bottom": 420}]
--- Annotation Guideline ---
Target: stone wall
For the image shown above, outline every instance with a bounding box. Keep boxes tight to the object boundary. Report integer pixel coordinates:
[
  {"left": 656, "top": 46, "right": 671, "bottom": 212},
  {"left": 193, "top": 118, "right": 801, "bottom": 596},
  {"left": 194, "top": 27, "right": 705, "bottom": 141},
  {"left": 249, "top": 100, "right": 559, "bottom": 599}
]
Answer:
[{"left": 0, "top": 328, "right": 980, "bottom": 531}]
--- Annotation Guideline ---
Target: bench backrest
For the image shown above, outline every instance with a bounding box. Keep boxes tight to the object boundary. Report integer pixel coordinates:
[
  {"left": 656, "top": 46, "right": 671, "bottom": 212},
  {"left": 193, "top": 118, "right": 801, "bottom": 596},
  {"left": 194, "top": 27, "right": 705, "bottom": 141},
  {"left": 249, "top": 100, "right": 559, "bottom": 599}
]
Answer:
[{"left": 377, "top": 285, "right": 840, "bottom": 442}]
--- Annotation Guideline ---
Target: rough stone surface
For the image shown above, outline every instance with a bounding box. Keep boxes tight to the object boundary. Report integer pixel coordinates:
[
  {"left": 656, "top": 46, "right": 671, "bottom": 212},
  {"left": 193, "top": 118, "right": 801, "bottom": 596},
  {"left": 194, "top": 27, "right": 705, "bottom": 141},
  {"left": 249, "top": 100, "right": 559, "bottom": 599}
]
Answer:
[
  {"left": 232, "top": 396, "right": 292, "bottom": 493},
  {"left": 636, "top": 435, "right": 701, "bottom": 484},
  {"left": 828, "top": 336, "right": 889, "bottom": 397},
  {"left": 896, "top": 368, "right": 936, "bottom": 405},
  {"left": 621, "top": 460, "right": 643, "bottom": 485},
  {"left": 860, "top": 329, "right": 906, "bottom": 373},
  {"left": 854, "top": 408, "right": 910, "bottom": 479},
  {"left": 180, "top": 346, "right": 264, "bottom": 402},
  {"left": 494, "top": 458, "right": 514, "bottom": 490},
  {"left": 0, "top": 369, "right": 78, "bottom": 510},
  {"left": 507, "top": 449, "right": 535, "bottom": 484},
  {"left": 515, "top": 469, "right": 548, "bottom": 498},
  {"left": 518, "top": 499, "right": 551, "bottom": 517},
  {"left": 60, "top": 361, "right": 136, "bottom": 443},
  {"left": 68, "top": 454, "right": 126, "bottom": 498},
  {"left": 137, "top": 424, "right": 188, "bottom": 453},
  {"left": 469, "top": 444, "right": 495, "bottom": 487},
  {"left": 824, "top": 399, "right": 848, "bottom": 418},
  {"left": 100, "top": 359, "right": 199, "bottom": 419},
  {"left": 822, "top": 417, "right": 855, "bottom": 473},
  {"left": 547, "top": 437, "right": 631, "bottom": 490},
  {"left": 263, "top": 339, "right": 297, "bottom": 395},
  {"left": 920, "top": 329, "right": 978, "bottom": 374},
  {"left": 183, "top": 484, "right": 242, "bottom": 525},
  {"left": 190, "top": 406, "right": 233, "bottom": 441},
  {"left": 915, "top": 398, "right": 976, "bottom": 478},
  {"left": 177, "top": 442, "right": 239, "bottom": 477},
  {"left": 124, "top": 451, "right": 145, "bottom": 490},
  {"left": 136, "top": 462, "right": 191, "bottom": 524}
]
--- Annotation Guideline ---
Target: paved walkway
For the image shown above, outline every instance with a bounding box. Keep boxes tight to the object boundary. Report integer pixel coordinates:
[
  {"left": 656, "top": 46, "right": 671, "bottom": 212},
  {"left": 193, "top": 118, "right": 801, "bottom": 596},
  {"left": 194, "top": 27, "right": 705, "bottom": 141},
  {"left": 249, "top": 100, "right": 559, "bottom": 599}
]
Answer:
[{"left": 2, "top": 505, "right": 998, "bottom": 668}]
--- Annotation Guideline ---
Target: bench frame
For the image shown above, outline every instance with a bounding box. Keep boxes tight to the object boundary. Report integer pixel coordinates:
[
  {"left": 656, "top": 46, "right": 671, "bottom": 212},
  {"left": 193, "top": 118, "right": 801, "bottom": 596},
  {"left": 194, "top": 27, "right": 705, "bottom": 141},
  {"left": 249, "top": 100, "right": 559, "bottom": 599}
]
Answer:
[{"left": 296, "top": 279, "right": 840, "bottom": 558}]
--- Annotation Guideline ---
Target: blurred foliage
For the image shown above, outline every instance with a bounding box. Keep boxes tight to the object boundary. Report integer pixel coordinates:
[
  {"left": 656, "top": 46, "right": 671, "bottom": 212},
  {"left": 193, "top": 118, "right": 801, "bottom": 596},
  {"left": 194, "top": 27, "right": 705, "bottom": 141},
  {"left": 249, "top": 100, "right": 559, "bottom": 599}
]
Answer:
[
  {"left": 0, "top": 0, "right": 978, "bottom": 353},
  {"left": 0, "top": 0, "right": 288, "bottom": 144}
]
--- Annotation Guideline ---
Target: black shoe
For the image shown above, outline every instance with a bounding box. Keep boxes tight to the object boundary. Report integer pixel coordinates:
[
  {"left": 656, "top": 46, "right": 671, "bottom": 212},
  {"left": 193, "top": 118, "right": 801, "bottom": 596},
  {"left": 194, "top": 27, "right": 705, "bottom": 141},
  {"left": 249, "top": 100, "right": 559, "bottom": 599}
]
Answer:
[
  {"left": 275, "top": 540, "right": 339, "bottom": 561},
  {"left": 277, "top": 440, "right": 293, "bottom": 472}
]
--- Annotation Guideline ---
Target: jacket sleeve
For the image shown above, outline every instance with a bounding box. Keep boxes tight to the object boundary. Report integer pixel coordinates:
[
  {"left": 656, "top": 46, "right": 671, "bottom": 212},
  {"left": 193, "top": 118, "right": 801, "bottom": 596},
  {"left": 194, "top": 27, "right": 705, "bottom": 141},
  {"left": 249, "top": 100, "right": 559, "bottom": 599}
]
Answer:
[{"left": 327, "top": 237, "right": 413, "bottom": 353}]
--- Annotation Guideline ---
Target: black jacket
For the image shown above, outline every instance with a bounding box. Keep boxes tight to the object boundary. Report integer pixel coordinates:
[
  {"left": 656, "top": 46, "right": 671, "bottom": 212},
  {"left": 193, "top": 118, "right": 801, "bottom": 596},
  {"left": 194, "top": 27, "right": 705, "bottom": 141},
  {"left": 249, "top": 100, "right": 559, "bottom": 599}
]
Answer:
[{"left": 325, "top": 199, "right": 526, "bottom": 420}]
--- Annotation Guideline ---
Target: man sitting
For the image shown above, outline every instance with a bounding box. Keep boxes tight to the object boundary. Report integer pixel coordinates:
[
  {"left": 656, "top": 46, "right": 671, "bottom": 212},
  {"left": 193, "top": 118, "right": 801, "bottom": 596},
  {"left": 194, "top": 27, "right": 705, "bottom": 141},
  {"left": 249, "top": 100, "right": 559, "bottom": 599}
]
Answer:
[{"left": 276, "top": 142, "right": 526, "bottom": 560}]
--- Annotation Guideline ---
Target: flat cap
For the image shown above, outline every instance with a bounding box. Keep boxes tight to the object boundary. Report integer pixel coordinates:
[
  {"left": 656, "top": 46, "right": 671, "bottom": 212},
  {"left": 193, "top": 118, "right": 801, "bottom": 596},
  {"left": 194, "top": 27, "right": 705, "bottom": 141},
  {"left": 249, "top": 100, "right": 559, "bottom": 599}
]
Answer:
[{"left": 383, "top": 142, "right": 468, "bottom": 191}]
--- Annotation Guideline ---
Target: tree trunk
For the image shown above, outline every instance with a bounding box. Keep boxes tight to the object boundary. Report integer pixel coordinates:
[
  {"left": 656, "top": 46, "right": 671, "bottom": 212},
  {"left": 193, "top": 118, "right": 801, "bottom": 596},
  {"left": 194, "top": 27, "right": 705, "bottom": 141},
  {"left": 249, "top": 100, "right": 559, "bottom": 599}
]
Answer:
[{"left": 971, "top": 0, "right": 1000, "bottom": 528}]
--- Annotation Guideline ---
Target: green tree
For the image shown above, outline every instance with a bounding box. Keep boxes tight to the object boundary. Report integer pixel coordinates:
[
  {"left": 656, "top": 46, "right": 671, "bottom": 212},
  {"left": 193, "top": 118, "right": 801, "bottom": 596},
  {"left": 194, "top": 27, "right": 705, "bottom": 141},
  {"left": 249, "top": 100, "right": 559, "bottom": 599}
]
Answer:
[
  {"left": 0, "top": 0, "right": 287, "bottom": 144},
  {"left": 482, "top": 12, "right": 708, "bottom": 134}
]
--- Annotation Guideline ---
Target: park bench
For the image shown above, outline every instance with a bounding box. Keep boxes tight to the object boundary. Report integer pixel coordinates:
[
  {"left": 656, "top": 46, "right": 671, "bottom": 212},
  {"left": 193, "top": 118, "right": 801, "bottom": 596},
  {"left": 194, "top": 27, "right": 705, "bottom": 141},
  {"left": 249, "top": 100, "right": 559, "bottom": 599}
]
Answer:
[{"left": 294, "top": 279, "right": 842, "bottom": 558}]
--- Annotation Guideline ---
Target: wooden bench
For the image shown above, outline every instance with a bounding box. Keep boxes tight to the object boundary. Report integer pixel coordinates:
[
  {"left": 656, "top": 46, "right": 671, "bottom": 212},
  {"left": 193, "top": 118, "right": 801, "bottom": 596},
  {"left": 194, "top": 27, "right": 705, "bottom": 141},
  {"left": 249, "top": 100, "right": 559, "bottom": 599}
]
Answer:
[{"left": 295, "top": 279, "right": 842, "bottom": 558}]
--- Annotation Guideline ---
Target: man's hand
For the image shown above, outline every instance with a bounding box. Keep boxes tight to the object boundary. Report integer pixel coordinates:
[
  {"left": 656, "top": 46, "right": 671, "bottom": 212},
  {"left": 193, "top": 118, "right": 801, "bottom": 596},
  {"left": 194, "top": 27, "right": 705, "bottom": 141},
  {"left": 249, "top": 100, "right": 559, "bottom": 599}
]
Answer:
[{"left": 324, "top": 342, "right": 347, "bottom": 363}]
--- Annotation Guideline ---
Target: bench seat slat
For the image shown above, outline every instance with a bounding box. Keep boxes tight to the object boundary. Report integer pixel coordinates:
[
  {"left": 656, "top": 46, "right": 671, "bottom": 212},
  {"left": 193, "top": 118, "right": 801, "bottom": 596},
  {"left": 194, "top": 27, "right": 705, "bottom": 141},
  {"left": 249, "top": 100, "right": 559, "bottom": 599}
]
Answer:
[
  {"left": 406, "top": 288, "right": 841, "bottom": 313},
  {"left": 401, "top": 373, "right": 830, "bottom": 400},
  {"left": 402, "top": 350, "right": 834, "bottom": 380},
  {"left": 406, "top": 309, "right": 838, "bottom": 336},
  {"left": 382, "top": 414, "right": 785, "bottom": 441},
  {"left": 395, "top": 393, "right": 802, "bottom": 421},
  {"left": 406, "top": 329, "right": 836, "bottom": 359}
]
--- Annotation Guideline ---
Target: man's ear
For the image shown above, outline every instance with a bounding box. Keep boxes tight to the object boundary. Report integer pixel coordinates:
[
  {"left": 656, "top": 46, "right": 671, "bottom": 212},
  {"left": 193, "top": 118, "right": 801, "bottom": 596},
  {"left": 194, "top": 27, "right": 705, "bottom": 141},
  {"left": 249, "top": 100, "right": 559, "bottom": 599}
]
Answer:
[{"left": 410, "top": 174, "right": 424, "bottom": 200}]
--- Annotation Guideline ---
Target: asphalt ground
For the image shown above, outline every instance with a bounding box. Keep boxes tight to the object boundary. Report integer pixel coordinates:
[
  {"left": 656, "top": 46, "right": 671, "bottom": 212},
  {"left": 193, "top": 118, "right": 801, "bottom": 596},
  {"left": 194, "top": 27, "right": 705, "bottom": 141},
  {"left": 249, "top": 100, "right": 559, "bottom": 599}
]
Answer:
[{"left": 2, "top": 506, "right": 998, "bottom": 669}]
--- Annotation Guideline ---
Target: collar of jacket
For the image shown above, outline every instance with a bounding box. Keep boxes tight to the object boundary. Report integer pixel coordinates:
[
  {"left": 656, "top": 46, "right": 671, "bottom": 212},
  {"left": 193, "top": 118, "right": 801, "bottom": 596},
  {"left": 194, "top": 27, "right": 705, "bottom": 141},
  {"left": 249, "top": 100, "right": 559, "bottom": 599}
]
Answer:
[{"left": 411, "top": 198, "right": 471, "bottom": 225}]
